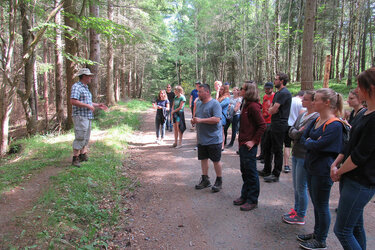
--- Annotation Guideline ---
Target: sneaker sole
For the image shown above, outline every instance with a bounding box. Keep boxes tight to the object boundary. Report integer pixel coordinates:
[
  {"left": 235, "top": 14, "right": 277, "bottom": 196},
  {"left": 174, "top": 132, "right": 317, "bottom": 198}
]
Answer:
[
  {"left": 211, "top": 187, "right": 221, "bottom": 192},
  {"left": 296, "top": 235, "right": 314, "bottom": 243},
  {"left": 299, "top": 243, "right": 326, "bottom": 250},
  {"left": 264, "top": 179, "right": 279, "bottom": 182},
  {"left": 195, "top": 184, "right": 211, "bottom": 190},
  {"left": 282, "top": 217, "right": 305, "bottom": 225}
]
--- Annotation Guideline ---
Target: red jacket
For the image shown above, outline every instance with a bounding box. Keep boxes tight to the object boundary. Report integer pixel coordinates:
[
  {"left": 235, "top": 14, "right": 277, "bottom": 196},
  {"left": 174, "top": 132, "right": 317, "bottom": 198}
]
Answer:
[
  {"left": 262, "top": 93, "right": 275, "bottom": 124},
  {"left": 239, "top": 101, "right": 266, "bottom": 146}
]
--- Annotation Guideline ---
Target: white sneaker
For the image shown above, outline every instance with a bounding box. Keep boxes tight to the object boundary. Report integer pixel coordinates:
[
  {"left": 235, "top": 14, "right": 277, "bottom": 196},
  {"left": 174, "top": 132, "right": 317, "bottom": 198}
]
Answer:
[
  {"left": 175, "top": 145, "right": 183, "bottom": 149},
  {"left": 159, "top": 139, "right": 164, "bottom": 145},
  {"left": 155, "top": 139, "right": 159, "bottom": 144}
]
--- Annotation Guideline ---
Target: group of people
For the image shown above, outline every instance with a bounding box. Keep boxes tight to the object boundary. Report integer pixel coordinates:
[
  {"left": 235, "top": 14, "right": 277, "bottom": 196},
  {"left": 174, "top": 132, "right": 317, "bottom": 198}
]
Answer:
[{"left": 70, "top": 66, "right": 375, "bottom": 250}]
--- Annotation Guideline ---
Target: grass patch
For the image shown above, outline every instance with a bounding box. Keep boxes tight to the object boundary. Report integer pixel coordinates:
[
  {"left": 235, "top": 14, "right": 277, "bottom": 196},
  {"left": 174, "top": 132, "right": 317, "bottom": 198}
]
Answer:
[{"left": 1, "top": 99, "right": 149, "bottom": 249}]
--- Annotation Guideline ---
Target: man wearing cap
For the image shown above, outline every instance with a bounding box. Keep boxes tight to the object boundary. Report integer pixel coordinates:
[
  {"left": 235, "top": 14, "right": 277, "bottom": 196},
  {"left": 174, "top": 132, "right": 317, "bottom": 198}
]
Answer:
[
  {"left": 70, "top": 68, "right": 108, "bottom": 167},
  {"left": 189, "top": 81, "right": 201, "bottom": 130},
  {"left": 257, "top": 82, "right": 275, "bottom": 162}
]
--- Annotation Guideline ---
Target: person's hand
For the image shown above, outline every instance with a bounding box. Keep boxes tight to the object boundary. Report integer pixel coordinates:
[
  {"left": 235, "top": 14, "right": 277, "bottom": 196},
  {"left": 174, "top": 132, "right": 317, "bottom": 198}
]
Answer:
[
  {"left": 245, "top": 141, "right": 255, "bottom": 150},
  {"left": 98, "top": 103, "right": 108, "bottom": 111},
  {"left": 87, "top": 105, "right": 95, "bottom": 112},
  {"left": 330, "top": 165, "right": 340, "bottom": 182},
  {"left": 191, "top": 117, "right": 200, "bottom": 125}
]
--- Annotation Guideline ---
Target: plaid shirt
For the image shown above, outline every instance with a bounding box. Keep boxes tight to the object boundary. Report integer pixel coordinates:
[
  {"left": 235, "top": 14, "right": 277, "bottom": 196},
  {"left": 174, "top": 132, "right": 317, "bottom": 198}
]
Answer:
[{"left": 71, "top": 82, "right": 94, "bottom": 119}]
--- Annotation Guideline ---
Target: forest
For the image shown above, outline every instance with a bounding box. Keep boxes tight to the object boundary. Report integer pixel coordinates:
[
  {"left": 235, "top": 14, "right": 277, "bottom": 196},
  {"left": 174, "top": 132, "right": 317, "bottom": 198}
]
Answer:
[{"left": 1, "top": 0, "right": 375, "bottom": 156}]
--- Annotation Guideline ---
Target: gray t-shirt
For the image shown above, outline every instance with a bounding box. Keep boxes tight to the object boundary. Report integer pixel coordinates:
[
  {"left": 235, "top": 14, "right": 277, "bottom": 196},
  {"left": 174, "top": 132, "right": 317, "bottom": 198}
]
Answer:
[{"left": 195, "top": 99, "right": 223, "bottom": 145}]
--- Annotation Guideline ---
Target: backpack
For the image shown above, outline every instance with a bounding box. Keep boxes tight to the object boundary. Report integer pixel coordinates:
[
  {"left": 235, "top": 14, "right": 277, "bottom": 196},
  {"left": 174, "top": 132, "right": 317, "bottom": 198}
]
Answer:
[{"left": 316, "top": 117, "right": 351, "bottom": 143}]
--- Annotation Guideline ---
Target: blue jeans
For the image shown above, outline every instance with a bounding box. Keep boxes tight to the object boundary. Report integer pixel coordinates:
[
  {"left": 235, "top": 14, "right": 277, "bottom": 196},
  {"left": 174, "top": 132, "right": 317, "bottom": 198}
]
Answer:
[
  {"left": 292, "top": 156, "right": 308, "bottom": 217},
  {"left": 155, "top": 116, "right": 166, "bottom": 139},
  {"left": 307, "top": 174, "right": 333, "bottom": 243},
  {"left": 166, "top": 110, "right": 172, "bottom": 131},
  {"left": 239, "top": 145, "right": 259, "bottom": 204},
  {"left": 334, "top": 176, "right": 375, "bottom": 250},
  {"left": 224, "top": 114, "right": 240, "bottom": 145}
]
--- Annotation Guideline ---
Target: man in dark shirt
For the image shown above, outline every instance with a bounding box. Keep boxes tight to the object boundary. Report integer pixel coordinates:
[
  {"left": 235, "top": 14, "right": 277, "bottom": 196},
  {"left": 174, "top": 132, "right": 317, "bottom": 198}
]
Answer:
[
  {"left": 166, "top": 84, "right": 175, "bottom": 132},
  {"left": 259, "top": 73, "right": 292, "bottom": 182}
]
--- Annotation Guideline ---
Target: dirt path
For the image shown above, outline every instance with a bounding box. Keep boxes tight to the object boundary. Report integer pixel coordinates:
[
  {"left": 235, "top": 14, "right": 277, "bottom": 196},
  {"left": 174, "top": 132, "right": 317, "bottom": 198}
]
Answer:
[{"left": 126, "top": 109, "right": 375, "bottom": 249}]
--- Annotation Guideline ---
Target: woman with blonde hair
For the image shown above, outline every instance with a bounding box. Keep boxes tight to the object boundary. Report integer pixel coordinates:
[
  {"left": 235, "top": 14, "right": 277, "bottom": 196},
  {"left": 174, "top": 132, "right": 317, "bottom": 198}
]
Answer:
[
  {"left": 171, "top": 86, "right": 186, "bottom": 148},
  {"left": 153, "top": 90, "right": 170, "bottom": 144},
  {"left": 218, "top": 84, "right": 231, "bottom": 150},
  {"left": 214, "top": 80, "right": 222, "bottom": 100},
  {"left": 298, "top": 88, "right": 344, "bottom": 250},
  {"left": 224, "top": 86, "right": 242, "bottom": 148}
]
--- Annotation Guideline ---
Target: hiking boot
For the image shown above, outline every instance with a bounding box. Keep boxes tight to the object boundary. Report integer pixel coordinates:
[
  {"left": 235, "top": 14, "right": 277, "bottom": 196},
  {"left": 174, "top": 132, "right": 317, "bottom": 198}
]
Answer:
[
  {"left": 283, "top": 208, "right": 297, "bottom": 218},
  {"left": 72, "top": 156, "right": 81, "bottom": 167},
  {"left": 258, "top": 169, "right": 270, "bottom": 177},
  {"left": 282, "top": 214, "right": 305, "bottom": 225},
  {"left": 284, "top": 165, "right": 291, "bottom": 173},
  {"left": 233, "top": 197, "right": 246, "bottom": 206},
  {"left": 195, "top": 175, "right": 211, "bottom": 190},
  {"left": 264, "top": 174, "right": 279, "bottom": 182},
  {"left": 240, "top": 203, "right": 257, "bottom": 211},
  {"left": 79, "top": 153, "right": 88, "bottom": 162},
  {"left": 297, "top": 233, "right": 315, "bottom": 242},
  {"left": 299, "top": 239, "right": 327, "bottom": 250},
  {"left": 211, "top": 177, "right": 222, "bottom": 192}
]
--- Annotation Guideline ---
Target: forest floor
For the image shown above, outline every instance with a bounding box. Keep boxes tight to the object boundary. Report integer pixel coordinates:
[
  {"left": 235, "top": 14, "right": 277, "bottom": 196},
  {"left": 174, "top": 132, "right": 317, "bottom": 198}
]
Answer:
[{"left": 1, "top": 107, "right": 375, "bottom": 249}]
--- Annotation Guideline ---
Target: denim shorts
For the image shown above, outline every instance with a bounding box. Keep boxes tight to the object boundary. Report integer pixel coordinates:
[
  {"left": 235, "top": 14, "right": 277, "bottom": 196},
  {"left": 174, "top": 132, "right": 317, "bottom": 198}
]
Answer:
[{"left": 73, "top": 116, "right": 91, "bottom": 150}]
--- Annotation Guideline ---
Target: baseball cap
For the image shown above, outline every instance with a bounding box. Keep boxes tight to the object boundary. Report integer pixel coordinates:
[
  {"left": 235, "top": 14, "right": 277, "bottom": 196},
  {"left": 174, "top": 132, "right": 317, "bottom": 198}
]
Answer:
[
  {"left": 76, "top": 68, "right": 94, "bottom": 77},
  {"left": 264, "top": 82, "right": 273, "bottom": 89}
]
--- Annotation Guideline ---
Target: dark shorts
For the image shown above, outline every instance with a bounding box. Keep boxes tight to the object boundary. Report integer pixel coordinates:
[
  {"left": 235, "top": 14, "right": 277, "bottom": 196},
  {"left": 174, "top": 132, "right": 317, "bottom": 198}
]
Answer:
[
  {"left": 198, "top": 143, "right": 222, "bottom": 162},
  {"left": 284, "top": 126, "right": 292, "bottom": 148}
]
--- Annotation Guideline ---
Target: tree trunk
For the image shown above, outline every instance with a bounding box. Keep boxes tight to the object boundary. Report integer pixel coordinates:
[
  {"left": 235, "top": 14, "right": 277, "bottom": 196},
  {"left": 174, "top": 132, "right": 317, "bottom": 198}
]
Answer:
[
  {"left": 336, "top": 0, "right": 345, "bottom": 81},
  {"left": 301, "top": 0, "right": 317, "bottom": 90},
  {"left": 55, "top": 0, "right": 64, "bottom": 128},
  {"left": 361, "top": 1, "right": 370, "bottom": 71},
  {"left": 43, "top": 39, "right": 49, "bottom": 129},
  {"left": 274, "top": 0, "right": 280, "bottom": 74},
  {"left": 347, "top": 0, "right": 360, "bottom": 87},
  {"left": 64, "top": 0, "right": 79, "bottom": 129},
  {"left": 106, "top": 0, "right": 115, "bottom": 106},
  {"left": 128, "top": 62, "right": 132, "bottom": 98},
  {"left": 20, "top": 1, "right": 37, "bottom": 135},
  {"left": 89, "top": 2, "right": 100, "bottom": 102},
  {"left": 323, "top": 55, "right": 332, "bottom": 88},
  {"left": 121, "top": 48, "right": 126, "bottom": 99},
  {"left": 0, "top": 84, "right": 16, "bottom": 156}
]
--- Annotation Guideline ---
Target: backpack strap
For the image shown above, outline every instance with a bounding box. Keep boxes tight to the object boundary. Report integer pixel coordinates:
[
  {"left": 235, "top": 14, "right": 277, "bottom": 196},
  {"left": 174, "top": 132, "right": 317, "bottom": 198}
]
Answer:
[{"left": 315, "top": 116, "right": 348, "bottom": 132}]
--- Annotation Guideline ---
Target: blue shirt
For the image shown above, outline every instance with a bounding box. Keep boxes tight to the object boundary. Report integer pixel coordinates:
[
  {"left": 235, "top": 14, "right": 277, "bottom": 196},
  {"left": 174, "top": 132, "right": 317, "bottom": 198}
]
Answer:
[
  {"left": 71, "top": 82, "right": 94, "bottom": 119},
  {"left": 195, "top": 99, "right": 223, "bottom": 145},
  {"left": 190, "top": 89, "right": 199, "bottom": 108},
  {"left": 301, "top": 118, "right": 343, "bottom": 176},
  {"left": 219, "top": 97, "right": 230, "bottom": 126}
]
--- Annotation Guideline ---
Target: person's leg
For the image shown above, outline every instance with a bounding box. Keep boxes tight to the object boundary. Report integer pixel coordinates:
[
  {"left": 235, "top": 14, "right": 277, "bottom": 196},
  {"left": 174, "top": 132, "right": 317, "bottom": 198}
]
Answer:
[
  {"left": 310, "top": 175, "right": 333, "bottom": 243},
  {"left": 161, "top": 119, "right": 166, "bottom": 140},
  {"left": 173, "top": 121, "right": 180, "bottom": 145},
  {"left": 223, "top": 119, "right": 231, "bottom": 145},
  {"left": 239, "top": 145, "right": 259, "bottom": 204},
  {"left": 271, "top": 130, "right": 285, "bottom": 177},
  {"left": 261, "top": 127, "right": 272, "bottom": 174},
  {"left": 229, "top": 115, "right": 239, "bottom": 146},
  {"left": 295, "top": 157, "right": 308, "bottom": 217},
  {"left": 201, "top": 158, "right": 209, "bottom": 175},
  {"left": 292, "top": 156, "right": 299, "bottom": 212},
  {"left": 178, "top": 131, "right": 183, "bottom": 146},
  {"left": 334, "top": 176, "right": 375, "bottom": 249},
  {"left": 72, "top": 116, "right": 90, "bottom": 165},
  {"left": 155, "top": 117, "right": 160, "bottom": 140}
]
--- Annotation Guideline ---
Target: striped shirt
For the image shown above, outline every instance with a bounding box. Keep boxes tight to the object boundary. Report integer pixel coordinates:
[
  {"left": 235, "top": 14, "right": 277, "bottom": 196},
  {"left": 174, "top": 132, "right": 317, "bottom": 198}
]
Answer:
[{"left": 71, "top": 82, "right": 94, "bottom": 119}]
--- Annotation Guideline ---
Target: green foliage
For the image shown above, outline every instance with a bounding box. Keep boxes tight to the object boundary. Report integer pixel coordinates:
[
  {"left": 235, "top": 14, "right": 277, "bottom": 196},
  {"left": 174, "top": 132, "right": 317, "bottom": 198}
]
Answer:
[{"left": 0, "top": 101, "right": 147, "bottom": 248}]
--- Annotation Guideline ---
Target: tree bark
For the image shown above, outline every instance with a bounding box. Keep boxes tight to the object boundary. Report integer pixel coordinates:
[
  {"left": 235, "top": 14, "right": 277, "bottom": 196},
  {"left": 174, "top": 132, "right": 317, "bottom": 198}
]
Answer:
[
  {"left": 64, "top": 0, "right": 79, "bottom": 129},
  {"left": 89, "top": 2, "right": 100, "bottom": 102},
  {"left": 347, "top": 0, "right": 360, "bottom": 87},
  {"left": 106, "top": 0, "right": 115, "bottom": 106},
  {"left": 323, "top": 55, "right": 332, "bottom": 88},
  {"left": 55, "top": 0, "right": 64, "bottom": 128},
  {"left": 301, "top": 0, "right": 317, "bottom": 90},
  {"left": 43, "top": 39, "right": 49, "bottom": 129},
  {"left": 336, "top": 0, "right": 345, "bottom": 81}
]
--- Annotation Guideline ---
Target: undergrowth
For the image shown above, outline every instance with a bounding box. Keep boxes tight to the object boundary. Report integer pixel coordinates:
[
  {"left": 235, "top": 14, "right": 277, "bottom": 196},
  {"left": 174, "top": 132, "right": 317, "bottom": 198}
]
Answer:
[{"left": 1, "top": 100, "right": 149, "bottom": 249}]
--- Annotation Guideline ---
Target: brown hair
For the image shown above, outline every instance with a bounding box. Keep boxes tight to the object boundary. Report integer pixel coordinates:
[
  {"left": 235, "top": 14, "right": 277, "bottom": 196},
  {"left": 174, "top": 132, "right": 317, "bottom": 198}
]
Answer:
[
  {"left": 243, "top": 81, "right": 260, "bottom": 102},
  {"left": 357, "top": 67, "right": 375, "bottom": 97},
  {"left": 304, "top": 90, "right": 315, "bottom": 101},
  {"left": 218, "top": 84, "right": 230, "bottom": 102},
  {"left": 316, "top": 88, "right": 343, "bottom": 117},
  {"left": 158, "top": 90, "right": 167, "bottom": 101}
]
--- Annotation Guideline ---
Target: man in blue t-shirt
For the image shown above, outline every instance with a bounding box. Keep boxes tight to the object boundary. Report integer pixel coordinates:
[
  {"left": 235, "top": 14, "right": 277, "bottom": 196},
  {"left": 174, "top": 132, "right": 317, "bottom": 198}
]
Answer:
[
  {"left": 190, "top": 81, "right": 200, "bottom": 116},
  {"left": 191, "top": 84, "right": 223, "bottom": 192}
]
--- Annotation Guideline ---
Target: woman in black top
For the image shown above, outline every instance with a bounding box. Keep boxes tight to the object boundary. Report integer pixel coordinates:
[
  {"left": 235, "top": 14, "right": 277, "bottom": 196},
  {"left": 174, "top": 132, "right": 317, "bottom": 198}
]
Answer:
[
  {"left": 346, "top": 89, "right": 366, "bottom": 127},
  {"left": 331, "top": 67, "right": 375, "bottom": 250}
]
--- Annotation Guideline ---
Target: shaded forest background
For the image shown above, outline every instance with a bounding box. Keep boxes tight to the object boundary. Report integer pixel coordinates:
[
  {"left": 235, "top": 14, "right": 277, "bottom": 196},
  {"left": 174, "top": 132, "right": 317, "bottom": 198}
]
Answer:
[{"left": 1, "top": 0, "right": 374, "bottom": 156}]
